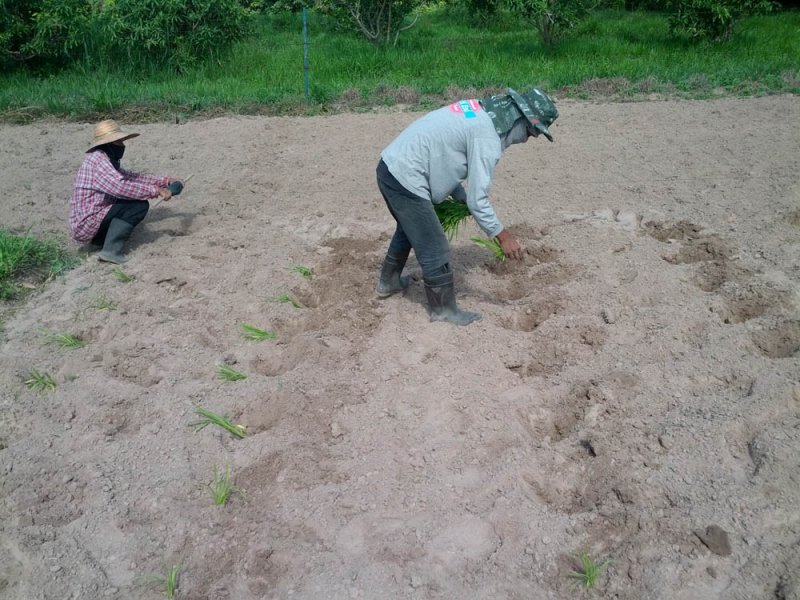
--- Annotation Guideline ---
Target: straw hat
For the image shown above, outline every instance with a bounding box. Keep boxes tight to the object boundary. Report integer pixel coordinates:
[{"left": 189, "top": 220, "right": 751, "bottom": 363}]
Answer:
[{"left": 87, "top": 119, "right": 139, "bottom": 152}]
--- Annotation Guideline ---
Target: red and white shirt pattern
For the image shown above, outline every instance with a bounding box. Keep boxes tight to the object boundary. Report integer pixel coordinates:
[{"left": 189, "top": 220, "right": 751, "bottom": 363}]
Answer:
[{"left": 68, "top": 150, "right": 167, "bottom": 242}]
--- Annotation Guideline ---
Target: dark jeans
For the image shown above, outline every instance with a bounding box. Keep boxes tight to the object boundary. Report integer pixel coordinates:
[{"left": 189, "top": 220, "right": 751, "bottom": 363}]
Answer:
[
  {"left": 91, "top": 200, "right": 149, "bottom": 246},
  {"left": 376, "top": 159, "right": 449, "bottom": 278}
]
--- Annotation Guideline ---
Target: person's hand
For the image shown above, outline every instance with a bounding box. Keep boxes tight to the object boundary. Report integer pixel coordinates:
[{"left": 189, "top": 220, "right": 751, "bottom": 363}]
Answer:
[
  {"left": 496, "top": 229, "right": 523, "bottom": 260},
  {"left": 158, "top": 187, "right": 173, "bottom": 201}
]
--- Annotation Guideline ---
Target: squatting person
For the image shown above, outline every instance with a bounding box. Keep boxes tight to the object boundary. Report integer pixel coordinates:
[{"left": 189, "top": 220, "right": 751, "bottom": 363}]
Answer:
[
  {"left": 69, "top": 119, "right": 184, "bottom": 264},
  {"left": 375, "top": 87, "right": 559, "bottom": 326}
]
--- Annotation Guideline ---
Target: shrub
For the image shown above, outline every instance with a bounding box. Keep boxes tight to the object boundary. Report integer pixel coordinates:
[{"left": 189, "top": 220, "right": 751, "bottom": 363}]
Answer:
[{"left": 666, "top": 0, "right": 775, "bottom": 41}]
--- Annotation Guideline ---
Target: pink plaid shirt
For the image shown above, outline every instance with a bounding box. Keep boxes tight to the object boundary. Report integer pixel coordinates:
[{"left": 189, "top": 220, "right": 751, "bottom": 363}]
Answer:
[{"left": 68, "top": 150, "right": 168, "bottom": 242}]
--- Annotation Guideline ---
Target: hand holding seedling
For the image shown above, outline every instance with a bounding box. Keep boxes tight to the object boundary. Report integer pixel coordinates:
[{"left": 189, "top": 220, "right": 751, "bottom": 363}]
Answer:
[{"left": 496, "top": 229, "right": 523, "bottom": 260}]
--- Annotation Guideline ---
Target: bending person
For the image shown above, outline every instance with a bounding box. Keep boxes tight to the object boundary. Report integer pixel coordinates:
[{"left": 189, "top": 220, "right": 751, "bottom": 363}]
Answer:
[{"left": 376, "top": 87, "right": 559, "bottom": 326}]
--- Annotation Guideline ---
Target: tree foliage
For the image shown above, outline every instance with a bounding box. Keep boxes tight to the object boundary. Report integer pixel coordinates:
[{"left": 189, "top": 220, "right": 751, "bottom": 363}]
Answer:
[
  {"left": 0, "top": 0, "right": 254, "bottom": 72},
  {"left": 666, "top": 0, "right": 775, "bottom": 40},
  {"left": 317, "top": 0, "right": 424, "bottom": 45},
  {"left": 506, "top": 0, "right": 597, "bottom": 48}
]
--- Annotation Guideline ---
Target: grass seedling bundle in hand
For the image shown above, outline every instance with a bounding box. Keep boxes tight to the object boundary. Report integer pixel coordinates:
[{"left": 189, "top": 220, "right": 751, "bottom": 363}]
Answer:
[{"left": 434, "top": 198, "right": 471, "bottom": 240}]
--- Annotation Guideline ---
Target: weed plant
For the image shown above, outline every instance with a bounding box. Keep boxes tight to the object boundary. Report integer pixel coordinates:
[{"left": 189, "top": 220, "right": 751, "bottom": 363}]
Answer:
[
  {"left": 569, "top": 551, "right": 612, "bottom": 589},
  {"left": 239, "top": 323, "right": 277, "bottom": 341},
  {"left": 216, "top": 364, "right": 248, "bottom": 381},
  {"left": 24, "top": 369, "right": 57, "bottom": 393},
  {"left": 191, "top": 406, "right": 247, "bottom": 439},
  {"left": 111, "top": 267, "right": 134, "bottom": 283},
  {"left": 209, "top": 464, "right": 241, "bottom": 506}
]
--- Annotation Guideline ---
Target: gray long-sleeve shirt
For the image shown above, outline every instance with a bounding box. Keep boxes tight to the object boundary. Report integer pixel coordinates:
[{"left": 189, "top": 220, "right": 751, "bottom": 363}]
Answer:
[{"left": 380, "top": 99, "right": 505, "bottom": 238}]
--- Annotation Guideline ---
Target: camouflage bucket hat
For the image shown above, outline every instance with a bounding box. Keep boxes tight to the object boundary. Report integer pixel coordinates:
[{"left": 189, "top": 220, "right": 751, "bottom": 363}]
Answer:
[{"left": 480, "top": 87, "right": 559, "bottom": 142}]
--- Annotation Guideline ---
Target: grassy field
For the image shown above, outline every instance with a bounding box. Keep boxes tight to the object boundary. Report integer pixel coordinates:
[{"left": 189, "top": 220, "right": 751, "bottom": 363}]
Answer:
[{"left": 0, "top": 7, "right": 798, "bottom": 122}]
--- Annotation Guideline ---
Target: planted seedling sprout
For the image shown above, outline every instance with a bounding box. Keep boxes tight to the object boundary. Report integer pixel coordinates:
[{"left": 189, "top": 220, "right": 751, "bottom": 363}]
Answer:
[
  {"left": 191, "top": 406, "right": 247, "bottom": 439},
  {"left": 111, "top": 267, "right": 134, "bottom": 283},
  {"left": 209, "top": 464, "right": 241, "bottom": 506},
  {"left": 239, "top": 324, "right": 276, "bottom": 341},
  {"left": 216, "top": 364, "right": 247, "bottom": 382},
  {"left": 290, "top": 265, "right": 314, "bottom": 279},
  {"left": 24, "top": 369, "right": 57, "bottom": 393},
  {"left": 272, "top": 293, "right": 303, "bottom": 308},
  {"left": 471, "top": 237, "right": 506, "bottom": 262},
  {"left": 42, "top": 330, "right": 85, "bottom": 348},
  {"left": 568, "top": 551, "right": 612, "bottom": 590}
]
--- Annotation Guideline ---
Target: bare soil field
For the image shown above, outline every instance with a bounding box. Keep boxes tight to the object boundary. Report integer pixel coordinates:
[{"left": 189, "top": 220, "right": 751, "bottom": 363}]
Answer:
[{"left": 0, "top": 95, "right": 799, "bottom": 600}]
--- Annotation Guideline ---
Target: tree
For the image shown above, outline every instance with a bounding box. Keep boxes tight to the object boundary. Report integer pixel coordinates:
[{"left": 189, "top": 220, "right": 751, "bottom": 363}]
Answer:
[
  {"left": 506, "top": 0, "right": 597, "bottom": 49},
  {"left": 319, "top": 0, "right": 424, "bottom": 46}
]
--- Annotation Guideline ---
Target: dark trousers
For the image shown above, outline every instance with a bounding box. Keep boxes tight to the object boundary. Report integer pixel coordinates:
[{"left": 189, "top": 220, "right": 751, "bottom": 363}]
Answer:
[
  {"left": 376, "top": 159, "right": 449, "bottom": 278},
  {"left": 91, "top": 200, "right": 149, "bottom": 246}
]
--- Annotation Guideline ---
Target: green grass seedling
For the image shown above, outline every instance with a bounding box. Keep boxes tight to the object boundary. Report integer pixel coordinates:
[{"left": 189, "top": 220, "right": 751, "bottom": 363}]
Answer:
[
  {"left": 216, "top": 364, "right": 247, "bottom": 382},
  {"left": 24, "top": 369, "right": 56, "bottom": 393},
  {"left": 111, "top": 267, "right": 134, "bottom": 283},
  {"left": 89, "top": 296, "right": 118, "bottom": 311},
  {"left": 239, "top": 323, "right": 276, "bottom": 341},
  {"left": 568, "top": 551, "right": 612, "bottom": 590},
  {"left": 209, "top": 464, "right": 241, "bottom": 506},
  {"left": 42, "top": 330, "right": 85, "bottom": 348},
  {"left": 139, "top": 560, "right": 182, "bottom": 599},
  {"left": 272, "top": 293, "right": 303, "bottom": 309},
  {"left": 162, "top": 563, "right": 181, "bottom": 599},
  {"left": 471, "top": 237, "right": 506, "bottom": 262},
  {"left": 191, "top": 406, "right": 247, "bottom": 439},
  {"left": 290, "top": 265, "right": 314, "bottom": 279}
]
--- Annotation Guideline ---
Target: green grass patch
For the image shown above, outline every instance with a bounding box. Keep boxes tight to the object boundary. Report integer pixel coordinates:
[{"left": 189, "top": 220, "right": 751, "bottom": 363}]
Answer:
[
  {"left": 0, "top": 229, "right": 77, "bottom": 300},
  {"left": 0, "top": 8, "right": 797, "bottom": 121},
  {"left": 190, "top": 406, "right": 247, "bottom": 439},
  {"left": 239, "top": 323, "right": 277, "bottom": 341}
]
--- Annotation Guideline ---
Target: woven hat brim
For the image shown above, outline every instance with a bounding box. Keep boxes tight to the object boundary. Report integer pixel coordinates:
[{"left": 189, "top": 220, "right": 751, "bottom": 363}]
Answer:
[{"left": 87, "top": 131, "right": 139, "bottom": 152}]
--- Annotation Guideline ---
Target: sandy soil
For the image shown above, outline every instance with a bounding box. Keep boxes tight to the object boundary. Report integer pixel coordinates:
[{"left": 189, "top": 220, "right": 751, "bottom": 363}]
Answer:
[{"left": 0, "top": 96, "right": 799, "bottom": 600}]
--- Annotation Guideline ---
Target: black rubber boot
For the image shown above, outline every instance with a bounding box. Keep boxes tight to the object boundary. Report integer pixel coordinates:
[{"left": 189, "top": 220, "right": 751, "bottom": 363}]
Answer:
[
  {"left": 376, "top": 252, "right": 410, "bottom": 298},
  {"left": 97, "top": 218, "right": 134, "bottom": 264},
  {"left": 423, "top": 269, "right": 481, "bottom": 326}
]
